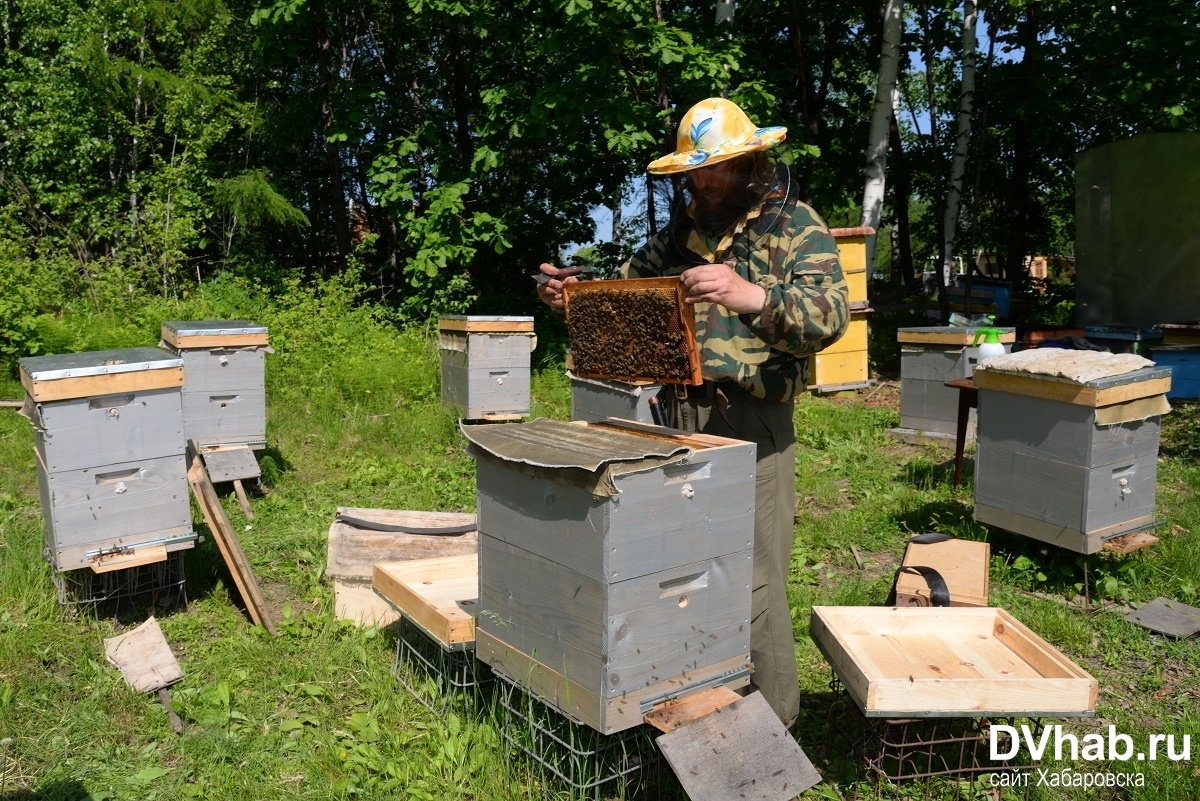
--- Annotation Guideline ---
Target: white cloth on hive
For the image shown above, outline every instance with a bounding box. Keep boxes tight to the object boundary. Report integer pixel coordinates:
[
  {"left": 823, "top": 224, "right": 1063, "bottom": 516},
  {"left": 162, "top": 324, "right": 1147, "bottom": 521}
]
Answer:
[{"left": 978, "top": 349, "right": 1154, "bottom": 384}]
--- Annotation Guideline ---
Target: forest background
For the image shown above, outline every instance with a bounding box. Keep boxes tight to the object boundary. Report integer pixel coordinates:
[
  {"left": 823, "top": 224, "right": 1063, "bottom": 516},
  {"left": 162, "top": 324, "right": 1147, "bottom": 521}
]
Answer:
[{"left": 2, "top": 0, "right": 1199, "bottom": 367}]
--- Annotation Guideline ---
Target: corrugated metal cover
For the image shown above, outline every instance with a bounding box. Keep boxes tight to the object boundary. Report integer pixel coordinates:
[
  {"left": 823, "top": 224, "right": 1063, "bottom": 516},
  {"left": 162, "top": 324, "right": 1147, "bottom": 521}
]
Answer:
[{"left": 461, "top": 418, "right": 691, "bottom": 497}]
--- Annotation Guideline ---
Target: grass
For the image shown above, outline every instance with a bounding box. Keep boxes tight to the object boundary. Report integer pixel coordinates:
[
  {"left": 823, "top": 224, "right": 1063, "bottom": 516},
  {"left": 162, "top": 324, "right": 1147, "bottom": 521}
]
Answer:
[{"left": 1, "top": 282, "right": 1198, "bottom": 800}]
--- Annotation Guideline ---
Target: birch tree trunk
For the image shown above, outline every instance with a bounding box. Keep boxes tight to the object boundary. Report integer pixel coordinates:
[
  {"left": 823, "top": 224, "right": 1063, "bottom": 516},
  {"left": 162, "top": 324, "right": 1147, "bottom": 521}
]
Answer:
[
  {"left": 860, "top": 0, "right": 903, "bottom": 277},
  {"left": 940, "top": 0, "right": 979, "bottom": 280}
]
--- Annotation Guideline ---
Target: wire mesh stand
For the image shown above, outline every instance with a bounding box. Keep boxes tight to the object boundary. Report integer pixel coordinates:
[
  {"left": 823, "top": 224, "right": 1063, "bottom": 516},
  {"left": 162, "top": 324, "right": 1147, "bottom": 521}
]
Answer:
[
  {"left": 52, "top": 550, "right": 188, "bottom": 617},
  {"left": 393, "top": 615, "right": 490, "bottom": 717},
  {"left": 826, "top": 679, "right": 1037, "bottom": 801},
  {"left": 492, "top": 668, "right": 661, "bottom": 800}
]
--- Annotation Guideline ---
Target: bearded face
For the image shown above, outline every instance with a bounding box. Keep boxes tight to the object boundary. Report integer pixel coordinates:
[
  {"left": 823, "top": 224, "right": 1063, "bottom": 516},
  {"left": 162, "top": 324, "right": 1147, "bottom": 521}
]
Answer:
[{"left": 685, "top": 153, "right": 773, "bottom": 236}]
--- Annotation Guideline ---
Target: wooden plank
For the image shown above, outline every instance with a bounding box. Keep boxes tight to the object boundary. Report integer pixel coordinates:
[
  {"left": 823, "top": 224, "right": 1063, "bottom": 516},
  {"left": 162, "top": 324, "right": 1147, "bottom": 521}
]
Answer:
[
  {"left": 973, "top": 369, "right": 1170, "bottom": 407},
  {"left": 187, "top": 455, "right": 276, "bottom": 634},
  {"left": 104, "top": 617, "right": 183, "bottom": 693},
  {"left": 162, "top": 331, "right": 268, "bottom": 349},
  {"left": 1124, "top": 597, "right": 1200, "bottom": 638},
  {"left": 201, "top": 446, "right": 261, "bottom": 483},
  {"left": 655, "top": 691, "right": 822, "bottom": 801},
  {"left": 232, "top": 480, "right": 254, "bottom": 520},
  {"left": 437, "top": 318, "right": 534, "bottom": 333},
  {"left": 334, "top": 578, "right": 400, "bottom": 628},
  {"left": 22, "top": 366, "right": 185, "bottom": 403},
  {"left": 1102, "top": 531, "right": 1159, "bottom": 554},
  {"left": 894, "top": 538, "right": 990, "bottom": 608},
  {"left": 372, "top": 554, "right": 478, "bottom": 648},
  {"left": 90, "top": 544, "right": 168, "bottom": 574},
  {"left": 898, "top": 330, "right": 1017, "bottom": 346},
  {"left": 643, "top": 685, "right": 741, "bottom": 733}
]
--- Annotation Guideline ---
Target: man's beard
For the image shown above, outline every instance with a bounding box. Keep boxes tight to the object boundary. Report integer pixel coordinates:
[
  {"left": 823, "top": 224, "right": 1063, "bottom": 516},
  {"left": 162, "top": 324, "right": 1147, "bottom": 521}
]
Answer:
[{"left": 691, "top": 180, "right": 761, "bottom": 237}]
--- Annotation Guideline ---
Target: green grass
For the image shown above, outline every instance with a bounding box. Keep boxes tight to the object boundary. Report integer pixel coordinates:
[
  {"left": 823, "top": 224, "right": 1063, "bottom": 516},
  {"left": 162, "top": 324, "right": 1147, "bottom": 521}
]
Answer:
[{"left": 1, "top": 286, "right": 1198, "bottom": 800}]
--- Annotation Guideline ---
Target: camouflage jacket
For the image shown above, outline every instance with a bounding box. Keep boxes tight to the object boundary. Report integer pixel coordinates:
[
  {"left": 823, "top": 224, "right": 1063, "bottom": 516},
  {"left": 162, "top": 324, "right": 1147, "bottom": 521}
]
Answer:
[{"left": 620, "top": 170, "right": 849, "bottom": 402}]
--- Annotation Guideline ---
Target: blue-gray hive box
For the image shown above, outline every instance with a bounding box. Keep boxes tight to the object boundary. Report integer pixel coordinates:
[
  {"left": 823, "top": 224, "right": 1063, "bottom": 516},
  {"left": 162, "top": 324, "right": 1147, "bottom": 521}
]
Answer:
[
  {"left": 972, "top": 349, "right": 1171, "bottom": 554},
  {"left": 439, "top": 316, "right": 534, "bottom": 420},
  {"left": 161, "top": 321, "right": 269, "bottom": 448},
  {"left": 463, "top": 418, "right": 754, "bottom": 734},
  {"left": 19, "top": 347, "right": 196, "bottom": 571},
  {"left": 568, "top": 371, "right": 661, "bottom": 424},
  {"left": 897, "top": 326, "right": 1015, "bottom": 439}
]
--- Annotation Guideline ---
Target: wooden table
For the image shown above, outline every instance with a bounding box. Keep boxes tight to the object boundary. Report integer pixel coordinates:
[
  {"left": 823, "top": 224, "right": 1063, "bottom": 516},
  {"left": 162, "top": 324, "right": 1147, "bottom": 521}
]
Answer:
[{"left": 944, "top": 377, "right": 978, "bottom": 488}]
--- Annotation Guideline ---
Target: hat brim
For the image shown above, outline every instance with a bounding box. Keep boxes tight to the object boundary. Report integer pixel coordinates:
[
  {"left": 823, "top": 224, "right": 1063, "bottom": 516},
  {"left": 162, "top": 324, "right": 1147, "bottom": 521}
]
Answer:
[{"left": 647, "top": 127, "right": 787, "bottom": 175}]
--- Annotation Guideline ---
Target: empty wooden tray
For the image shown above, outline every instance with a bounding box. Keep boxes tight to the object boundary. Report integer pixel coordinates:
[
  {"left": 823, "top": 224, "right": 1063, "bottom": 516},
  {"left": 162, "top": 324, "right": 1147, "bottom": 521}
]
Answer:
[{"left": 810, "top": 606, "right": 1098, "bottom": 717}]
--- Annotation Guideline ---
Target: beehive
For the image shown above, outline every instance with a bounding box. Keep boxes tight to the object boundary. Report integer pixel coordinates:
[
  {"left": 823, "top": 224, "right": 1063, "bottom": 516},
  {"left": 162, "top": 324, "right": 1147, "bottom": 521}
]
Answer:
[
  {"left": 563, "top": 277, "right": 702, "bottom": 386},
  {"left": 19, "top": 347, "right": 195, "bottom": 571},
  {"left": 162, "top": 321, "right": 269, "bottom": 448},
  {"left": 897, "top": 327, "right": 1015, "bottom": 438},
  {"left": 1150, "top": 345, "right": 1200, "bottom": 399},
  {"left": 438, "top": 316, "right": 535, "bottom": 419},
  {"left": 973, "top": 351, "right": 1171, "bottom": 554},
  {"left": 464, "top": 418, "right": 754, "bottom": 734},
  {"left": 808, "top": 307, "right": 871, "bottom": 392},
  {"left": 568, "top": 371, "right": 661, "bottom": 424}
]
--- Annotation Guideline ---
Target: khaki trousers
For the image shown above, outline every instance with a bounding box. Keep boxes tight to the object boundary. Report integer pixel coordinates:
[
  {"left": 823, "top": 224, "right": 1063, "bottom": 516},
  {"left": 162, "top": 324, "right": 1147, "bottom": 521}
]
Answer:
[{"left": 669, "top": 385, "right": 800, "bottom": 725}]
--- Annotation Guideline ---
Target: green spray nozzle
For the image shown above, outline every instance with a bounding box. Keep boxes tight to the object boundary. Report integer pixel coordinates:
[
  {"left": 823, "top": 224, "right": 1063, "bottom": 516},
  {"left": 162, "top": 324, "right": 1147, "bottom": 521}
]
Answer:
[{"left": 973, "top": 327, "right": 1003, "bottom": 346}]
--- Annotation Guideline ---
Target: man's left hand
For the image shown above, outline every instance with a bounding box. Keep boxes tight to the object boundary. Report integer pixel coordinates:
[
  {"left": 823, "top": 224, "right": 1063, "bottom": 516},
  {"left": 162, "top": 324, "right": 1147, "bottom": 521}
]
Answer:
[{"left": 680, "top": 264, "right": 768, "bottom": 315}]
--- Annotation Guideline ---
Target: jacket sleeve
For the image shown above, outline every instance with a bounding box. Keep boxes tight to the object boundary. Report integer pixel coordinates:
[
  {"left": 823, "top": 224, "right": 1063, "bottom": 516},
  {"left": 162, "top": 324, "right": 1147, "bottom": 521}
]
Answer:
[{"left": 739, "top": 209, "right": 849, "bottom": 357}]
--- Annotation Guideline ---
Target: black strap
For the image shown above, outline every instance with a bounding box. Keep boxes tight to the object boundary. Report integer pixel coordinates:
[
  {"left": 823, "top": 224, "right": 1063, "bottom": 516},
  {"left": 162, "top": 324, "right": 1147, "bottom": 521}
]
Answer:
[
  {"left": 886, "top": 565, "right": 952, "bottom": 608},
  {"left": 334, "top": 514, "right": 474, "bottom": 536},
  {"left": 907, "top": 531, "right": 953, "bottom": 545}
]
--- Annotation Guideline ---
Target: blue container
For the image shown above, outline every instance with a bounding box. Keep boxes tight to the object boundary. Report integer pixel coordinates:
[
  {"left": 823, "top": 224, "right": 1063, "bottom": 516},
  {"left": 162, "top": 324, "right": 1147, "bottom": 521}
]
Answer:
[
  {"left": 1150, "top": 345, "right": 1200, "bottom": 399},
  {"left": 954, "top": 276, "right": 1012, "bottom": 317}
]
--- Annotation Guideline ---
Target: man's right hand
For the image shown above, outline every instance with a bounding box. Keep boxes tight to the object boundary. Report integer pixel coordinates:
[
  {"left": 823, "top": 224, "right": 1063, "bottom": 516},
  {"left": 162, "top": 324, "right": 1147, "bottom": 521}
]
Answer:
[{"left": 534, "top": 263, "right": 581, "bottom": 309}]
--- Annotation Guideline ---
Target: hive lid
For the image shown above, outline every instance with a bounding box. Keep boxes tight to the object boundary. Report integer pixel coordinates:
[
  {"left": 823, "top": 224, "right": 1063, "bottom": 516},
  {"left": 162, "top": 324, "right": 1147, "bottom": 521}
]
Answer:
[
  {"left": 897, "top": 326, "right": 1016, "bottom": 345},
  {"left": 20, "top": 347, "right": 183, "bottom": 382},
  {"left": 974, "top": 349, "right": 1172, "bottom": 407},
  {"left": 461, "top": 417, "right": 691, "bottom": 498},
  {"left": 19, "top": 347, "right": 186, "bottom": 402},
  {"left": 161, "top": 320, "right": 269, "bottom": 348},
  {"left": 438, "top": 315, "right": 534, "bottom": 333}
]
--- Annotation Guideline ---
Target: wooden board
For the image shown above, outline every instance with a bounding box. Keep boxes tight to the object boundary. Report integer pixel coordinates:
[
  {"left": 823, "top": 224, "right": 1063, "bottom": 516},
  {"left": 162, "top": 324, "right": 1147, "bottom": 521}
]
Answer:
[
  {"left": 1102, "top": 531, "right": 1159, "bottom": 554},
  {"left": 200, "top": 445, "right": 261, "bottom": 482},
  {"left": 1124, "top": 597, "right": 1200, "bottom": 638},
  {"left": 643, "top": 685, "right": 741, "bottom": 733},
  {"left": 22, "top": 366, "right": 185, "bottom": 403},
  {"left": 972, "top": 369, "right": 1170, "bottom": 407},
  {"left": 187, "top": 456, "right": 275, "bottom": 634},
  {"left": 655, "top": 691, "right": 822, "bottom": 801},
  {"left": 809, "top": 606, "right": 1097, "bottom": 717},
  {"left": 104, "top": 617, "right": 183, "bottom": 693},
  {"left": 333, "top": 578, "right": 400, "bottom": 627},
  {"left": 373, "top": 554, "right": 478, "bottom": 649},
  {"left": 165, "top": 332, "right": 268, "bottom": 349},
  {"left": 90, "top": 544, "right": 169, "bottom": 574},
  {"left": 898, "top": 328, "right": 1017, "bottom": 346},
  {"left": 894, "top": 538, "right": 990, "bottom": 608},
  {"left": 437, "top": 317, "right": 534, "bottom": 333}
]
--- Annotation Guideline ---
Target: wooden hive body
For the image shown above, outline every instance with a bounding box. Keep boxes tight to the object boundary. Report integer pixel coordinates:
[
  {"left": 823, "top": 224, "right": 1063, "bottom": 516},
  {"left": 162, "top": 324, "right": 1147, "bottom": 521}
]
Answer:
[
  {"left": 19, "top": 347, "right": 195, "bottom": 570},
  {"left": 897, "top": 327, "right": 1015, "bottom": 437},
  {"left": 439, "top": 316, "right": 534, "bottom": 419},
  {"left": 162, "top": 321, "right": 268, "bottom": 448},
  {"left": 468, "top": 420, "right": 755, "bottom": 734},
  {"left": 973, "top": 365, "right": 1170, "bottom": 553}
]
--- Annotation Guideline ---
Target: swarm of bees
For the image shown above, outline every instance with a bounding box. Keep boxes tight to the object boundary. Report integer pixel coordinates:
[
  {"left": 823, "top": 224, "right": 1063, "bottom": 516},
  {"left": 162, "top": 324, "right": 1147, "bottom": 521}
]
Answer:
[{"left": 565, "top": 279, "right": 701, "bottom": 384}]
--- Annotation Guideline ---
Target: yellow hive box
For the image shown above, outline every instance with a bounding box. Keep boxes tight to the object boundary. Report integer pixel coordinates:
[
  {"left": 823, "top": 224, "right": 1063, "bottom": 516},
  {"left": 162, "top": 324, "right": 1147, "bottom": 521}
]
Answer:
[{"left": 832, "top": 226, "right": 873, "bottom": 304}]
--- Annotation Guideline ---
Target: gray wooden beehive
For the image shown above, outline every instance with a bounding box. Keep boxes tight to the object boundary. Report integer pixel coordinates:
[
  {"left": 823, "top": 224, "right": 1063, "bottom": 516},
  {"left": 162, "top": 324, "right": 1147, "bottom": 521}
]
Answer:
[
  {"left": 898, "top": 327, "right": 1015, "bottom": 437},
  {"left": 19, "top": 347, "right": 196, "bottom": 571},
  {"left": 439, "top": 316, "right": 534, "bottom": 420},
  {"left": 463, "top": 418, "right": 754, "bottom": 734},
  {"left": 161, "top": 321, "right": 268, "bottom": 448},
  {"left": 568, "top": 371, "right": 661, "bottom": 424},
  {"left": 972, "top": 353, "right": 1171, "bottom": 554}
]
